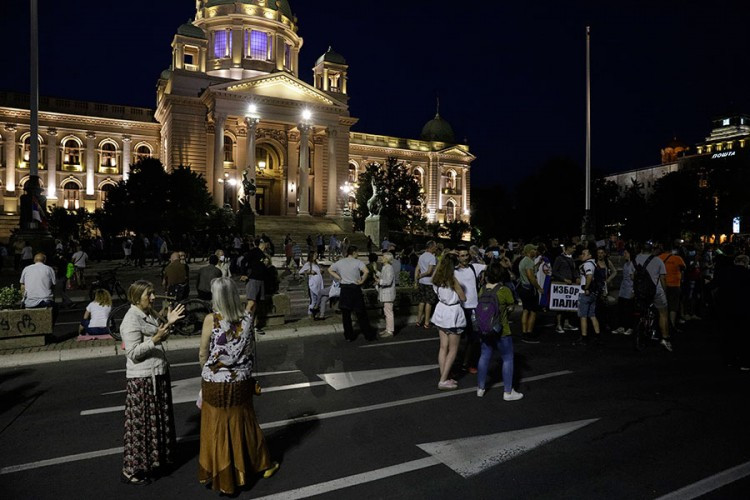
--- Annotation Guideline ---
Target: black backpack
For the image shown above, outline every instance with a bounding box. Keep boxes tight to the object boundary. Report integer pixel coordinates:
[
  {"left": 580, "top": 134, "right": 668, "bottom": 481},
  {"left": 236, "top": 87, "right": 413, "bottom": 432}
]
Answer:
[{"left": 633, "top": 255, "right": 657, "bottom": 303}]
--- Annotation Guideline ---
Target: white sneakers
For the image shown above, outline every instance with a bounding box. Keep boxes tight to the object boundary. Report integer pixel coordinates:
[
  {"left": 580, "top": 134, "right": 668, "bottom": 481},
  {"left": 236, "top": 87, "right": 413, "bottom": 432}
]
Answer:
[
  {"left": 476, "top": 388, "right": 523, "bottom": 400},
  {"left": 555, "top": 325, "right": 565, "bottom": 334},
  {"left": 503, "top": 389, "right": 524, "bottom": 401},
  {"left": 612, "top": 327, "right": 625, "bottom": 334},
  {"left": 623, "top": 328, "right": 633, "bottom": 336}
]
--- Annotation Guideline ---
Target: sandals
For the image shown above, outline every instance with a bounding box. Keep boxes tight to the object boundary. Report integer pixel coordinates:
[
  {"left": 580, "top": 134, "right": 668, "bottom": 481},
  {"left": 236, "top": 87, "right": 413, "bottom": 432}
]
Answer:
[
  {"left": 415, "top": 321, "right": 424, "bottom": 328},
  {"left": 120, "top": 471, "right": 150, "bottom": 485},
  {"left": 263, "top": 461, "right": 280, "bottom": 478}
]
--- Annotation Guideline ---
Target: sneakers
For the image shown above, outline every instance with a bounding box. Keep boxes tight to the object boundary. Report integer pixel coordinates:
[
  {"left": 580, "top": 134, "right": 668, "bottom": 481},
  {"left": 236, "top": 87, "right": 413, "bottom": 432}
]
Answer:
[
  {"left": 563, "top": 322, "right": 579, "bottom": 331},
  {"left": 572, "top": 335, "right": 589, "bottom": 346},
  {"left": 612, "top": 327, "right": 625, "bottom": 335},
  {"left": 660, "top": 338, "right": 673, "bottom": 352},
  {"left": 503, "top": 389, "right": 524, "bottom": 401},
  {"left": 377, "top": 331, "right": 394, "bottom": 338},
  {"left": 623, "top": 328, "right": 633, "bottom": 336},
  {"left": 476, "top": 388, "right": 485, "bottom": 397},
  {"left": 555, "top": 325, "right": 565, "bottom": 334},
  {"left": 438, "top": 380, "right": 458, "bottom": 391}
]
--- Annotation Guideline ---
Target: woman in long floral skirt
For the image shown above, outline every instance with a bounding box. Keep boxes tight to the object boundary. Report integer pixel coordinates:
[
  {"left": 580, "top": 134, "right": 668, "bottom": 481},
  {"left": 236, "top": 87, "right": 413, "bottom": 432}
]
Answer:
[
  {"left": 198, "top": 277, "right": 279, "bottom": 495},
  {"left": 120, "top": 280, "right": 185, "bottom": 485}
]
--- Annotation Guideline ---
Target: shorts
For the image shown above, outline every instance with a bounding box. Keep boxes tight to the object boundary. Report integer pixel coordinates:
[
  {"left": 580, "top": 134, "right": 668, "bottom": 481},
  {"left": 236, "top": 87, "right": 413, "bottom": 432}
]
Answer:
[
  {"left": 654, "top": 287, "right": 668, "bottom": 310},
  {"left": 518, "top": 284, "right": 540, "bottom": 312},
  {"left": 439, "top": 327, "right": 464, "bottom": 335},
  {"left": 417, "top": 284, "right": 438, "bottom": 305},
  {"left": 578, "top": 292, "right": 597, "bottom": 318},
  {"left": 246, "top": 279, "right": 265, "bottom": 302},
  {"left": 665, "top": 287, "right": 680, "bottom": 313}
]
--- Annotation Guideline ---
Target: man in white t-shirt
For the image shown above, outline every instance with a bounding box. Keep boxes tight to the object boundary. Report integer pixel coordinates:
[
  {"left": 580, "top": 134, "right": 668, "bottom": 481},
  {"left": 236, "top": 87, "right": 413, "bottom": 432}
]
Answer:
[
  {"left": 19, "top": 253, "right": 57, "bottom": 322},
  {"left": 329, "top": 245, "right": 374, "bottom": 341},
  {"left": 71, "top": 246, "right": 88, "bottom": 288},
  {"left": 455, "top": 245, "right": 486, "bottom": 371},
  {"left": 415, "top": 241, "right": 438, "bottom": 328}
]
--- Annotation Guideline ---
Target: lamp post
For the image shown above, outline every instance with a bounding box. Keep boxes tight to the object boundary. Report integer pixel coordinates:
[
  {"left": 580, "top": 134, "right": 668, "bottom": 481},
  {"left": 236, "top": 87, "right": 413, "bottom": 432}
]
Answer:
[
  {"left": 340, "top": 181, "right": 352, "bottom": 215},
  {"left": 244, "top": 103, "right": 260, "bottom": 212}
]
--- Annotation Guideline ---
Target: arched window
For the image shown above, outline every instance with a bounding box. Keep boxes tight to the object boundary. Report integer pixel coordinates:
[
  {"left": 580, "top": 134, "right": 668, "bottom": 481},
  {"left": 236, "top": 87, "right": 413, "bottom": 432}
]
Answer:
[
  {"left": 99, "top": 142, "right": 117, "bottom": 169},
  {"left": 21, "top": 134, "right": 44, "bottom": 167},
  {"left": 135, "top": 144, "right": 152, "bottom": 161},
  {"left": 224, "top": 135, "right": 234, "bottom": 163},
  {"left": 63, "top": 181, "right": 80, "bottom": 210},
  {"left": 63, "top": 139, "right": 81, "bottom": 167},
  {"left": 442, "top": 169, "right": 457, "bottom": 193},
  {"left": 446, "top": 200, "right": 456, "bottom": 223},
  {"left": 255, "top": 143, "right": 281, "bottom": 172},
  {"left": 99, "top": 183, "right": 114, "bottom": 206},
  {"left": 413, "top": 168, "right": 424, "bottom": 186},
  {"left": 348, "top": 163, "right": 357, "bottom": 183}
]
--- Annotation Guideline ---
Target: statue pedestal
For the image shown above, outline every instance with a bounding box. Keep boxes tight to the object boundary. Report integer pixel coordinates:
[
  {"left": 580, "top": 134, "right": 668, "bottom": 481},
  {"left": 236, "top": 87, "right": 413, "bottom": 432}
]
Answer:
[
  {"left": 365, "top": 216, "right": 387, "bottom": 245},
  {"left": 237, "top": 204, "right": 256, "bottom": 236}
]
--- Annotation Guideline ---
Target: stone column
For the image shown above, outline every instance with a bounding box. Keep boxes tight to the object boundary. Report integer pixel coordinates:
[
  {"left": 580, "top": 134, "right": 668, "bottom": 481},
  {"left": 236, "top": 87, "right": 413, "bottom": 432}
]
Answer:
[
  {"left": 122, "top": 136, "right": 132, "bottom": 181},
  {"left": 46, "top": 128, "right": 58, "bottom": 200},
  {"left": 85, "top": 132, "right": 96, "bottom": 195},
  {"left": 323, "top": 68, "right": 329, "bottom": 91},
  {"left": 4, "top": 124, "right": 17, "bottom": 192},
  {"left": 244, "top": 117, "right": 259, "bottom": 207},
  {"left": 326, "top": 127, "right": 338, "bottom": 215},
  {"left": 212, "top": 112, "right": 227, "bottom": 207},
  {"left": 297, "top": 123, "right": 312, "bottom": 216}
]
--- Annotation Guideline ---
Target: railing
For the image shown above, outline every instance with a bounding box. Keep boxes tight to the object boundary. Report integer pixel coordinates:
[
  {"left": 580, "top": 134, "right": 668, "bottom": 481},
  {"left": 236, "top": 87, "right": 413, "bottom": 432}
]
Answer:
[{"left": 441, "top": 188, "right": 461, "bottom": 195}]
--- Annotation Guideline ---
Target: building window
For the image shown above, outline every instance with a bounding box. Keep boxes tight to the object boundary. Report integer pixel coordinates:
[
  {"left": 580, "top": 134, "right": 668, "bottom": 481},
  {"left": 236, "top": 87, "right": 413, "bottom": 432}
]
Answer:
[
  {"left": 135, "top": 144, "right": 152, "bottom": 161},
  {"left": 413, "top": 168, "right": 424, "bottom": 186},
  {"left": 446, "top": 200, "right": 456, "bottom": 223},
  {"left": 99, "top": 142, "right": 117, "bottom": 169},
  {"left": 284, "top": 43, "right": 292, "bottom": 70},
  {"left": 184, "top": 45, "right": 199, "bottom": 71},
  {"left": 224, "top": 136, "right": 234, "bottom": 163},
  {"left": 63, "top": 181, "right": 80, "bottom": 210},
  {"left": 348, "top": 164, "right": 357, "bottom": 183},
  {"left": 100, "top": 183, "right": 114, "bottom": 206},
  {"left": 213, "top": 29, "right": 231, "bottom": 59},
  {"left": 255, "top": 144, "right": 279, "bottom": 172},
  {"left": 63, "top": 139, "right": 81, "bottom": 167},
  {"left": 246, "top": 30, "right": 270, "bottom": 60},
  {"left": 21, "top": 135, "right": 45, "bottom": 168}
]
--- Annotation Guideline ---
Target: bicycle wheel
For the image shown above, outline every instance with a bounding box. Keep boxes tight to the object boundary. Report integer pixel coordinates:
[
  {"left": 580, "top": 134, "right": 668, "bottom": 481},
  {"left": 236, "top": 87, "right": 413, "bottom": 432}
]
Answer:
[
  {"left": 174, "top": 299, "right": 212, "bottom": 336},
  {"left": 107, "top": 303, "right": 130, "bottom": 341}
]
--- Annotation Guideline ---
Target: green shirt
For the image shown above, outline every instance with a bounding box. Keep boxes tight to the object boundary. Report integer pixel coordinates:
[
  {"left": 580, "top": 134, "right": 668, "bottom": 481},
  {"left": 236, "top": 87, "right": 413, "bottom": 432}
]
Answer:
[{"left": 518, "top": 256, "right": 535, "bottom": 286}]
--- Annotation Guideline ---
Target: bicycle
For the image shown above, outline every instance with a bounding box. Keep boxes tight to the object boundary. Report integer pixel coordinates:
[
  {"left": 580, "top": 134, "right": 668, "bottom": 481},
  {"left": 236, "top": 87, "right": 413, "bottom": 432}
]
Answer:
[
  {"left": 107, "top": 293, "right": 212, "bottom": 341},
  {"left": 633, "top": 299, "right": 659, "bottom": 351},
  {"left": 89, "top": 266, "right": 127, "bottom": 302}
]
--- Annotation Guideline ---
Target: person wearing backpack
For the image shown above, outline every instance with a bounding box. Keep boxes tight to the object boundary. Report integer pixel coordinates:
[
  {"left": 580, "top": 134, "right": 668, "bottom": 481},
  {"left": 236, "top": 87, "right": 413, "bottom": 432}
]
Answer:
[
  {"left": 634, "top": 242, "right": 672, "bottom": 351},
  {"left": 574, "top": 247, "right": 602, "bottom": 345},
  {"left": 475, "top": 263, "right": 523, "bottom": 401}
]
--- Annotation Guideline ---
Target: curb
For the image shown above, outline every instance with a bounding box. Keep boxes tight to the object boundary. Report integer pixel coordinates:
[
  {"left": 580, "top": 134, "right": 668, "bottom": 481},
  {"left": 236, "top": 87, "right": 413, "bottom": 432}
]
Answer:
[{"left": 0, "top": 314, "right": 419, "bottom": 369}]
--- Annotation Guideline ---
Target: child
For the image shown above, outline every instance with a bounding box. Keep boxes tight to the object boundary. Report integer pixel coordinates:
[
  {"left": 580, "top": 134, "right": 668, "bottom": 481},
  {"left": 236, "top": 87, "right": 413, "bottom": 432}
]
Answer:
[{"left": 78, "top": 289, "right": 112, "bottom": 340}]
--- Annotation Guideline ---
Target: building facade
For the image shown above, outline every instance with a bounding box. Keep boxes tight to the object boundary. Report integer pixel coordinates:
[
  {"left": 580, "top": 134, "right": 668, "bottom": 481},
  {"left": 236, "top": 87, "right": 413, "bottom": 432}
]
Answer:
[
  {"left": 604, "top": 114, "right": 750, "bottom": 196},
  {"left": 0, "top": 0, "right": 473, "bottom": 227}
]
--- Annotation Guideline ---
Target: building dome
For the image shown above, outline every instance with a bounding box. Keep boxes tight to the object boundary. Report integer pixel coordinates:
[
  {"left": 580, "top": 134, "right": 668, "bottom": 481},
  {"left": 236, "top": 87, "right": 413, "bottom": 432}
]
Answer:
[
  {"left": 160, "top": 68, "right": 172, "bottom": 80},
  {"left": 421, "top": 113, "right": 455, "bottom": 143},
  {"left": 203, "top": 0, "right": 293, "bottom": 19},
  {"left": 177, "top": 21, "right": 206, "bottom": 39},
  {"left": 316, "top": 46, "right": 346, "bottom": 66}
]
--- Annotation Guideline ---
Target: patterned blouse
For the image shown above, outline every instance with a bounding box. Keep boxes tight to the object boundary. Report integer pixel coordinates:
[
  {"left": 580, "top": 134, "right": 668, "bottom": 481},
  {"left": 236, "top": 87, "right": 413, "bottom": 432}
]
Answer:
[{"left": 201, "top": 313, "right": 255, "bottom": 383}]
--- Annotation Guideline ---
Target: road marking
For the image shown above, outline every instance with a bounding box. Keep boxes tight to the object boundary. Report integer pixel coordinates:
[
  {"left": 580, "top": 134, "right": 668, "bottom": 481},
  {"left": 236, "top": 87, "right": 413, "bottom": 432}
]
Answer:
[
  {"left": 259, "top": 371, "right": 573, "bottom": 430},
  {"left": 105, "top": 364, "right": 299, "bottom": 374},
  {"left": 9, "top": 370, "right": 572, "bottom": 473},
  {"left": 359, "top": 337, "right": 438, "bottom": 348},
  {"left": 255, "top": 419, "right": 598, "bottom": 499},
  {"left": 317, "top": 365, "right": 438, "bottom": 390},
  {"left": 655, "top": 460, "right": 750, "bottom": 500}
]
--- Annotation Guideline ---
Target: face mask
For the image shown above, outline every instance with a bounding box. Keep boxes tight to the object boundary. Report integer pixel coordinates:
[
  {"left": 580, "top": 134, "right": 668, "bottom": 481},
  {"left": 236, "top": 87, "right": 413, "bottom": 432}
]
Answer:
[{"left": 219, "top": 256, "right": 225, "bottom": 262}]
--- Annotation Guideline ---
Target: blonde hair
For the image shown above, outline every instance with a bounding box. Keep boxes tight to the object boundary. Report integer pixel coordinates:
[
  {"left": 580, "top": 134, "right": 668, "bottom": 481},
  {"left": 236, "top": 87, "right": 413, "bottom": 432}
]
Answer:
[
  {"left": 211, "top": 277, "right": 246, "bottom": 324},
  {"left": 94, "top": 289, "right": 112, "bottom": 307},
  {"left": 127, "top": 280, "right": 155, "bottom": 315},
  {"left": 382, "top": 252, "right": 393, "bottom": 264}
]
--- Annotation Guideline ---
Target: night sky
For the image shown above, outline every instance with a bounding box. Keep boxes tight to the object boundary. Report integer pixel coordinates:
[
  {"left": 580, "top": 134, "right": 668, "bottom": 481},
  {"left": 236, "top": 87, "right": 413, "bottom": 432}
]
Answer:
[{"left": 1, "top": 0, "right": 749, "bottom": 187}]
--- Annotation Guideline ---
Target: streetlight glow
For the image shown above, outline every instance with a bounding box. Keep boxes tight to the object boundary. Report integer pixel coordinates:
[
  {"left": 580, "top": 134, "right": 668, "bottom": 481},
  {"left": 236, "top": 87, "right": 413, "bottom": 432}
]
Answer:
[
  {"left": 248, "top": 103, "right": 258, "bottom": 115},
  {"left": 302, "top": 109, "right": 312, "bottom": 121}
]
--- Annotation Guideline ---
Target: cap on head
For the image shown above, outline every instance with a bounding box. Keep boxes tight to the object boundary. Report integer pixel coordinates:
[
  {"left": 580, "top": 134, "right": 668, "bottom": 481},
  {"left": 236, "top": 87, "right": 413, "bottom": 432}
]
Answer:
[{"left": 523, "top": 243, "right": 538, "bottom": 255}]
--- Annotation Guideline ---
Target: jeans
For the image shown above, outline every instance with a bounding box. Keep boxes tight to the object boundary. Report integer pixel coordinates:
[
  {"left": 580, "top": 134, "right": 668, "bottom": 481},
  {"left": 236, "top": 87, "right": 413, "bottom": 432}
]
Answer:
[{"left": 477, "top": 334, "right": 514, "bottom": 393}]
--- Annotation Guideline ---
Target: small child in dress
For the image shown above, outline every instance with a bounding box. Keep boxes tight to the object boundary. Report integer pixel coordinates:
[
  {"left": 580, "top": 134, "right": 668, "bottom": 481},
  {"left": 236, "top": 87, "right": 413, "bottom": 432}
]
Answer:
[
  {"left": 78, "top": 289, "right": 112, "bottom": 340},
  {"left": 431, "top": 253, "right": 467, "bottom": 390}
]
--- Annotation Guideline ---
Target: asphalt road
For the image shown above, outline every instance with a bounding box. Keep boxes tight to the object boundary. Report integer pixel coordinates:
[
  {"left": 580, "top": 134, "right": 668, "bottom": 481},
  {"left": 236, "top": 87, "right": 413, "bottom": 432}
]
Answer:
[{"left": 1, "top": 321, "right": 749, "bottom": 499}]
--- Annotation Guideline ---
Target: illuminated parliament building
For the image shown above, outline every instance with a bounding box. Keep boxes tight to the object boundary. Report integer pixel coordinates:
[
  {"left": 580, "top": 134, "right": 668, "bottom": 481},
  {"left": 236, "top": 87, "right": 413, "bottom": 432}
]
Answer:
[{"left": 0, "top": 0, "right": 474, "bottom": 235}]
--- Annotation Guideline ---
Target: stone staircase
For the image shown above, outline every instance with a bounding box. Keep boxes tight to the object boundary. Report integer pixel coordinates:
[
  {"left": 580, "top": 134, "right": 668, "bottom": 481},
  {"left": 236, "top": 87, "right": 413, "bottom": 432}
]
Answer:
[
  {"left": 255, "top": 215, "right": 369, "bottom": 251},
  {"left": 0, "top": 214, "right": 19, "bottom": 243}
]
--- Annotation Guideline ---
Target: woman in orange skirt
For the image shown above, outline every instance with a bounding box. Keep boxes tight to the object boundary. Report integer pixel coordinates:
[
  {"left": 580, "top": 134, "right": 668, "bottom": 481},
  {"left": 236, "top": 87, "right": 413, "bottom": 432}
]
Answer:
[{"left": 198, "top": 277, "right": 279, "bottom": 495}]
